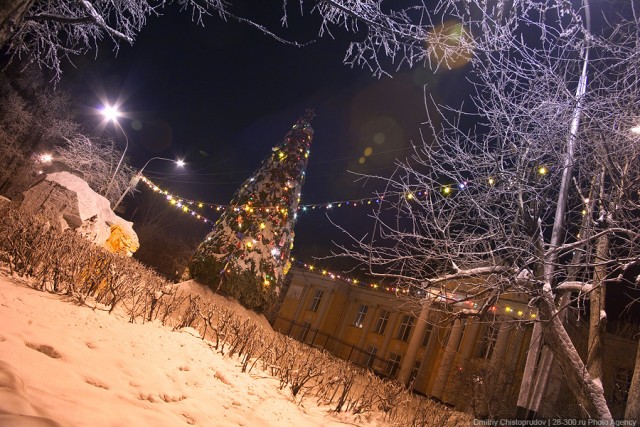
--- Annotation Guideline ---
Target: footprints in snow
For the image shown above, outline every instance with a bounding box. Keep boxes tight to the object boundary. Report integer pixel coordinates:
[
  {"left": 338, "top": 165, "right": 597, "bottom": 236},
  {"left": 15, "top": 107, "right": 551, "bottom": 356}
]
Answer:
[{"left": 24, "top": 342, "right": 62, "bottom": 359}]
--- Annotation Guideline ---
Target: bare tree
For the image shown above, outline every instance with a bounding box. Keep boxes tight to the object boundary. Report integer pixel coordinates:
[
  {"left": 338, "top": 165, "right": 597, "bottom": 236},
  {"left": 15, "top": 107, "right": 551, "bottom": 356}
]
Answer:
[
  {"left": 0, "top": 0, "right": 227, "bottom": 75},
  {"left": 53, "top": 133, "right": 133, "bottom": 204},
  {"left": 1, "top": 0, "right": 469, "bottom": 79},
  {"left": 333, "top": 0, "right": 640, "bottom": 420},
  {"left": 0, "top": 65, "right": 76, "bottom": 196}
]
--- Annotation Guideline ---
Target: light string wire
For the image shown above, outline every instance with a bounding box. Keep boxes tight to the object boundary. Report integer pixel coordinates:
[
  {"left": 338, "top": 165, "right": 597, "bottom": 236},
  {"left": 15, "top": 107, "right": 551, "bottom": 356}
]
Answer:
[
  {"left": 140, "top": 175, "right": 540, "bottom": 318},
  {"left": 140, "top": 171, "right": 531, "bottom": 213}
]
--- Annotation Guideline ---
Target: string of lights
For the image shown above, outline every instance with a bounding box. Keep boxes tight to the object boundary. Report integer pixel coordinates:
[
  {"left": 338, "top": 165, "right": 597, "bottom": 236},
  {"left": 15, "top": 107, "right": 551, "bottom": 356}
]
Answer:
[
  {"left": 293, "top": 260, "right": 537, "bottom": 319},
  {"left": 140, "top": 177, "right": 541, "bottom": 319},
  {"left": 140, "top": 166, "right": 552, "bottom": 215}
]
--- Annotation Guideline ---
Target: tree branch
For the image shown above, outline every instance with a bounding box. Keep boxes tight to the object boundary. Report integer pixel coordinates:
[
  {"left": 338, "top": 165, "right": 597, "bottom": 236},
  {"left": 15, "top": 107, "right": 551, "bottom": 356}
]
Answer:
[{"left": 25, "top": 13, "right": 94, "bottom": 24}]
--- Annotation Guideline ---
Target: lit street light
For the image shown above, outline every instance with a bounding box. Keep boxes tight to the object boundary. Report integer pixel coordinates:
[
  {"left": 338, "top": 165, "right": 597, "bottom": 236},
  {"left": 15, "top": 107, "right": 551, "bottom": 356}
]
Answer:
[
  {"left": 101, "top": 103, "right": 129, "bottom": 199},
  {"left": 39, "top": 153, "right": 53, "bottom": 163},
  {"left": 113, "top": 157, "right": 185, "bottom": 210},
  {"left": 631, "top": 125, "right": 640, "bottom": 134}
]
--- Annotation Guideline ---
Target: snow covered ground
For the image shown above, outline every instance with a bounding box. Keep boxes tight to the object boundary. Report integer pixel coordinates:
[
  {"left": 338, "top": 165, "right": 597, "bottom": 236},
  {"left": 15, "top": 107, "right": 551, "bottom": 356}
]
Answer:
[{"left": 0, "top": 273, "right": 387, "bottom": 427}]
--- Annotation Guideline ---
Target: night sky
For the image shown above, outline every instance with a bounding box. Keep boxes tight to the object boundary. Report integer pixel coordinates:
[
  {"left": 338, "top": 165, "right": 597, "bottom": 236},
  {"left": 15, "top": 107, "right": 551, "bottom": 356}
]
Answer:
[
  {"left": 5, "top": 0, "right": 629, "bottom": 321},
  {"left": 63, "top": 2, "right": 470, "bottom": 265}
]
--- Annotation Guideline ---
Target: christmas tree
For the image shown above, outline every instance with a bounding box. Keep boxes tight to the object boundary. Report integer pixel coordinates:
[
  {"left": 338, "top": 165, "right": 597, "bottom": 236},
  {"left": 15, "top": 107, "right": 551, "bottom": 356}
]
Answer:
[{"left": 188, "top": 111, "right": 314, "bottom": 312}]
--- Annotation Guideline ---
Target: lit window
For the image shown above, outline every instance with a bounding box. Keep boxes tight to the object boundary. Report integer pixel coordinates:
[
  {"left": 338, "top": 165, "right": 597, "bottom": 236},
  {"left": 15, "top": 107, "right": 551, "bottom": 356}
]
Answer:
[{"left": 353, "top": 304, "right": 368, "bottom": 328}]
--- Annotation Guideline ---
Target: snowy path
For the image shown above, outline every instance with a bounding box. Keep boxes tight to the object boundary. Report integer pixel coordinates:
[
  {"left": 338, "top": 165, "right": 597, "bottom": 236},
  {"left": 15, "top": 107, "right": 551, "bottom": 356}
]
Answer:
[{"left": 0, "top": 275, "right": 381, "bottom": 427}]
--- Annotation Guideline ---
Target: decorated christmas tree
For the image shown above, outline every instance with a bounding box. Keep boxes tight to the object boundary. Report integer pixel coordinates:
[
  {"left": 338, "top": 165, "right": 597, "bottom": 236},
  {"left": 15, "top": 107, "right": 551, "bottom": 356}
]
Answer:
[{"left": 188, "top": 111, "right": 314, "bottom": 312}]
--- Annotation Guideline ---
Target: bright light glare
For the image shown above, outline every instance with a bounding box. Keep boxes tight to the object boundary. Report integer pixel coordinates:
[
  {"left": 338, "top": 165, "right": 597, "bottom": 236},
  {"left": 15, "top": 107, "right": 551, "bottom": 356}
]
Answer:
[
  {"left": 176, "top": 159, "right": 186, "bottom": 167},
  {"left": 40, "top": 153, "right": 53, "bottom": 163},
  {"left": 631, "top": 125, "right": 640, "bottom": 134},
  {"left": 101, "top": 105, "right": 120, "bottom": 122}
]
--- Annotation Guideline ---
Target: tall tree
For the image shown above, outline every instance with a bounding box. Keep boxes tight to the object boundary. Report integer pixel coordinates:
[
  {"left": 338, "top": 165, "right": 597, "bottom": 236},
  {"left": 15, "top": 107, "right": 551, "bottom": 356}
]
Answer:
[
  {"left": 0, "top": 65, "right": 75, "bottom": 196},
  {"left": 188, "top": 112, "right": 314, "bottom": 313},
  {"left": 333, "top": 0, "right": 640, "bottom": 420}
]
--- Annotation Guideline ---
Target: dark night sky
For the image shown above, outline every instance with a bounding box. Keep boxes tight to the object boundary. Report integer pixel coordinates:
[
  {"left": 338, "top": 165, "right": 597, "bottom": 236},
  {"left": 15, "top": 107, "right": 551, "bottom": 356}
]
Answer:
[
  {"left": 62, "top": 2, "right": 468, "bottom": 265},
  {"left": 36, "top": 0, "right": 637, "bottom": 320}
]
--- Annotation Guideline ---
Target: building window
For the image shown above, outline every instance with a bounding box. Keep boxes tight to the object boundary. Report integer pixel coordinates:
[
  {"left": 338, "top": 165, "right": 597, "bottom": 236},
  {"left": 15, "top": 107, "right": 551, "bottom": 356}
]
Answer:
[
  {"left": 385, "top": 353, "right": 402, "bottom": 377},
  {"left": 300, "top": 321, "right": 311, "bottom": 342},
  {"left": 612, "top": 368, "right": 633, "bottom": 405},
  {"left": 353, "top": 304, "right": 368, "bottom": 328},
  {"left": 475, "top": 323, "right": 500, "bottom": 359},
  {"left": 373, "top": 310, "right": 390, "bottom": 334},
  {"left": 364, "top": 346, "right": 378, "bottom": 368},
  {"left": 396, "top": 315, "right": 415, "bottom": 342},
  {"left": 421, "top": 323, "right": 434, "bottom": 347},
  {"left": 308, "top": 289, "right": 323, "bottom": 312},
  {"left": 410, "top": 361, "right": 421, "bottom": 384}
]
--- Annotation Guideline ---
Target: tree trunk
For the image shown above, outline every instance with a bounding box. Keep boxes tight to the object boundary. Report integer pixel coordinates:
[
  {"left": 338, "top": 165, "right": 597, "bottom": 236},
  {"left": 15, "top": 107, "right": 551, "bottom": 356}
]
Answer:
[
  {"left": 537, "top": 286, "right": 612, "bottom": 420},
  {"left": 586, "top": 233, "right": 609, "bottom": 382},
  {"left": 0, "top": 0, "right": 34, "bottom": 48},
  {"left": 625, "top": 340, "right": 640, "bottom": 421}
]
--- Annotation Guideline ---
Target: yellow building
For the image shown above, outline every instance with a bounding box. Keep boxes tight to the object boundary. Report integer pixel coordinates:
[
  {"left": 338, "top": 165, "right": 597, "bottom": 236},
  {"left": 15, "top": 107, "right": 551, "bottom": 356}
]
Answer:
[{"left": 272, "top": 267, "right": 638, "bottom": 418}]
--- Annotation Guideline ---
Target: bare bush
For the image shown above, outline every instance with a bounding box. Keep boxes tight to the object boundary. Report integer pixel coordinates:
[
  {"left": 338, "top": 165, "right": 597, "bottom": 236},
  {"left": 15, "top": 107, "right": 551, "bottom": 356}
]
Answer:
[{"left": 0, "top": 204, "right": 468, "bottom": 425}]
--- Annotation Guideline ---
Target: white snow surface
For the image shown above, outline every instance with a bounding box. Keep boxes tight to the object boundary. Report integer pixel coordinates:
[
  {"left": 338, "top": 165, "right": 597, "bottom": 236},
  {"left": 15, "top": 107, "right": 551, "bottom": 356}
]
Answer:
[
  {"left": 0, "top": 274, "right": 385, "bottom": 427},
  {"left": 45, "top": 172, "right": 112, "bottom": 223}
]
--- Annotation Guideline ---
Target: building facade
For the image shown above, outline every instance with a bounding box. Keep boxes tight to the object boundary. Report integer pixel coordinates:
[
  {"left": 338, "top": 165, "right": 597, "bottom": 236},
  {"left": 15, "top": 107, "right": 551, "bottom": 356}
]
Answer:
[{"left": 272, "top": 267, "right": 637, "bottom": 418}]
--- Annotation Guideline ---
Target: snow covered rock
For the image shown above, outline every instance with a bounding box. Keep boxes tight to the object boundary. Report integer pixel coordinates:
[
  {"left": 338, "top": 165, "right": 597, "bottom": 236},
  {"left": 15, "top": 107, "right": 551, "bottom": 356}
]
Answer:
[{"left": 21, "top": 172, "right": 139, "bottom": 256}]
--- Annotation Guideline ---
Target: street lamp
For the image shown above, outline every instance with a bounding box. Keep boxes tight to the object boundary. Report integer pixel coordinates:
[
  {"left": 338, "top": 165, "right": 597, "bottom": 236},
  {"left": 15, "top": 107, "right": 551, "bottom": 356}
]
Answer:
[
  {"left": 101, "top": 103, "right": 129, "bottom": 198},
  {"left": 113, "top": 157, "right": 185, "bottom": 210},
  {"left": 39, "top": 153, "right": 53, "bottom": 163}
]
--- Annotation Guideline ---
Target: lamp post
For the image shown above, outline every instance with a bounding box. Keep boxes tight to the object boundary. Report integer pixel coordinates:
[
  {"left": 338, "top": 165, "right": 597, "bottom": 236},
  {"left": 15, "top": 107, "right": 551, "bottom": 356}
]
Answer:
[
  {"left": 101, "top": 104, "right": 129, "bottom": 199},
  {"left": 113, "top": 157, "right": 185, "bottom": 210}
]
